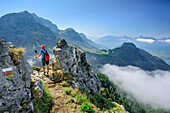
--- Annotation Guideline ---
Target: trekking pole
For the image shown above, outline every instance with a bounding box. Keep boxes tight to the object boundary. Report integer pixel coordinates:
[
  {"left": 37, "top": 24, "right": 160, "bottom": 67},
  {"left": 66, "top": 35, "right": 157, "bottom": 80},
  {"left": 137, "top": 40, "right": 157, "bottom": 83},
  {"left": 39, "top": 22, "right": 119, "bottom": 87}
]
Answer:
[{"left": 35, "top": 50, "right": 37, "bottom": 54}]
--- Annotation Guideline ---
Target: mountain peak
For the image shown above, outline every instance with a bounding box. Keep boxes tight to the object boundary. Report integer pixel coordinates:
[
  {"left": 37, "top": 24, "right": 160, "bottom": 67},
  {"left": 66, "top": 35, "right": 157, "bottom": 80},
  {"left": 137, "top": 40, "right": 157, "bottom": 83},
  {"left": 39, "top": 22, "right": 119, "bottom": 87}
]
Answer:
[
  {"left": 21, "top": 10, "right": 30, "bottom": 14},
  {"left": 65, "top": 28, "right": 75, "bottom": 32},
  {"left": 121, "top": 42, "right": 137, "bottom": 49},
  {"left": 15, "top": 10, "right": 32, "bottom": 16},
  {"left": 1, "top": 10, "right": 32, "bottom": 19}
]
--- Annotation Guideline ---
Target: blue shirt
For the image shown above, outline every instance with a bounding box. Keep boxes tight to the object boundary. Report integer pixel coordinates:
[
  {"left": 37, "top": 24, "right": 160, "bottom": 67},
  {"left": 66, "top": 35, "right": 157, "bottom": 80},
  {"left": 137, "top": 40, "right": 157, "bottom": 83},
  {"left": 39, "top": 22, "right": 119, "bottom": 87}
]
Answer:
[{"left": 40, "top": 49, "right": 48, "bottom": 59}]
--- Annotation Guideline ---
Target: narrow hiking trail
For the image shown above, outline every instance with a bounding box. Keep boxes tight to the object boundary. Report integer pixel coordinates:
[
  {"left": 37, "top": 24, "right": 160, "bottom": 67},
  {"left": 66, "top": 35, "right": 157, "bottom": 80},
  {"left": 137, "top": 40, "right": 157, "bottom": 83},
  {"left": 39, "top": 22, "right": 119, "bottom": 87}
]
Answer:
[
  {"left": 32, "top": 70, "right": 79, "bottom": 113},
  {"left": 48, "top": 84, "right": 68, "bottom": 113}
]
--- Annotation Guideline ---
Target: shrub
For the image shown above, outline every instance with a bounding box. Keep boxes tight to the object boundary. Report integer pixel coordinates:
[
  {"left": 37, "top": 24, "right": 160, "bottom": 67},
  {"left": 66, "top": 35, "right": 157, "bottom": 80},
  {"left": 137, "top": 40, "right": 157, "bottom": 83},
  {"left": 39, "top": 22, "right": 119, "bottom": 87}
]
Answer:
[
  {"left": 64, "top": 87, "right": 71, "bottom": 95},
  {"left": 61, "top": 81, "right": 67, "bottom": 87},
  {"left": 8, "top": 47, "right": 25, "bottom": 65},
  {"left": 80, "top": 102, "right": 94, "bottom": 113},
  {"left": 86, "top": 91, "right": 116, "bottom": 110},
  {"left": 9, "top": 47, "right": 25, "bottom": 55}
]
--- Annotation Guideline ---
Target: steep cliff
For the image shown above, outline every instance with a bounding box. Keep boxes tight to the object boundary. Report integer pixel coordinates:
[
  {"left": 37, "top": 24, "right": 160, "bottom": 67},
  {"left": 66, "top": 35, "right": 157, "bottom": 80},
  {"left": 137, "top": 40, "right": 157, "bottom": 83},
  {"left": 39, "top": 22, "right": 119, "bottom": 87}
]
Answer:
[
  {"left": 51, "top": 39, "right": 101, "bottom": 93},
  {"left": 0, "top": 39, "right": 33, "bottom": 112}
]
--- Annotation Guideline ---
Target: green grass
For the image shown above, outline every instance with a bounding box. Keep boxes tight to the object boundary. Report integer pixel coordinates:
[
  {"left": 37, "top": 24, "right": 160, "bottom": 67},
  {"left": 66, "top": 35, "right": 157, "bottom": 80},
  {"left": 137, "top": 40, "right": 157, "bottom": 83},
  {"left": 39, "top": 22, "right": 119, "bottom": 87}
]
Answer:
[
  {"left": 75, "top": 93, "right": 88, "bottom": 104},
  {"left": 33, "top": 82, "right": 53, "bottom": 113},
  {"left": 61, "top": 81, "right": 67, "bottom": 87},
  {"left": 71, "top": 88, "right": 78, "bottom": 97},
  {"left": 80, "top": 102, "right": 94, "bottom": 113},
  {"left": 64, "top": 86, "right": 124, "bottom": 113},
  {"left": 64, "top": 87, "right": 72, "bottom": 95}
]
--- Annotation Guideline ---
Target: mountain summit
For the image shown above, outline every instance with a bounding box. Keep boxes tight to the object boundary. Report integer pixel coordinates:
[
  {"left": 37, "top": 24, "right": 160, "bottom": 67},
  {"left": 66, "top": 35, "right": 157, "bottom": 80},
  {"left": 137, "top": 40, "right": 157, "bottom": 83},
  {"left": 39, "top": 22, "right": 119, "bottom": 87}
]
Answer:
[{"left": 86, "top": 42, "right": 170, "bottom": 71}]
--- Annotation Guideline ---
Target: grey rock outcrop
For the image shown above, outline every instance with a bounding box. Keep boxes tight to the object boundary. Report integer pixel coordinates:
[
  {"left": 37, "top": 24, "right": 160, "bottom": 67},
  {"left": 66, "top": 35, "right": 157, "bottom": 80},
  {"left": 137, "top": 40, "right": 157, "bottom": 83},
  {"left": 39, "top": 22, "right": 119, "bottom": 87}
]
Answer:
[
  {"left": 52, "top": 39, "right": 101, "bottom": 93},
  {"left": 0, "top": 39, "right": 33, "bottom": 112},
  {"left": 31, "top": 75, "right": 44, "bottom": 99}
]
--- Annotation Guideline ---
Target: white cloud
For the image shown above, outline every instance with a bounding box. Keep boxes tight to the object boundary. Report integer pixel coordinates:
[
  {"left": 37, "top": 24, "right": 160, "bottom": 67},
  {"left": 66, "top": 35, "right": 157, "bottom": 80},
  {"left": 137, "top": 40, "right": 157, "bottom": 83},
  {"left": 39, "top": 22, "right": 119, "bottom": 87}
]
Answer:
[
  {"left": 165, "top": 39, "right": 170, "bottom": 43},
  {"left": 136, "top": 38, "right": 155, "bottom": 43},
  {"left": 158, "top": 39, "right": 170, "bottom": 43},
  {"left": 100, "top": 64, "right": 170, "bottom": 110}
]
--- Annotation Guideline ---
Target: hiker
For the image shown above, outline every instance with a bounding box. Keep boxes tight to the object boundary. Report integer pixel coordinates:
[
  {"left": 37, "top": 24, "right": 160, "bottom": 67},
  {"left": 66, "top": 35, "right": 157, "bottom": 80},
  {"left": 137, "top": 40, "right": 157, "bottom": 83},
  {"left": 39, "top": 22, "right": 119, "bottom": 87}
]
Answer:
[{"left": 35, "top": 45, "right": 50, "bottom": 75}]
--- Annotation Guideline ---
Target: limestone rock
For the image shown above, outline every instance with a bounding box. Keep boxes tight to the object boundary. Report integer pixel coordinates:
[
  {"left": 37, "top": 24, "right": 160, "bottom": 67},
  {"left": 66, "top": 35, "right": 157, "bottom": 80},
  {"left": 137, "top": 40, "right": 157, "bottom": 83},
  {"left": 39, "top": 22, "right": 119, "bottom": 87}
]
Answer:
[
  {"left": 0, "top": 39, "right": 33, "bottom": 113},
  {"left": 53, "top": 39, "right": 101, "bottom": 93},
  {"left": 31, "top": 75, "right": 44, "bottom": 99},
  {"left": 56, "top": 39, "right": 68, "bottom": 48},
  {"left": 49, "top": 70, "right": 64, "bottom": 83},
  {"left": 51, "top": 60, "right": 61, "bottom": 71}
]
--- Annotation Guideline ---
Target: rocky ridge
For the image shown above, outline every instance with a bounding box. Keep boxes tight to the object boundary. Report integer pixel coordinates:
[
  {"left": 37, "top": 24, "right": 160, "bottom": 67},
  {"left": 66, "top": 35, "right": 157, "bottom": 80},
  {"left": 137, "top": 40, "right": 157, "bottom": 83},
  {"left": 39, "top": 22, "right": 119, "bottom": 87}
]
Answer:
[{"left": 51, "top": 39, "right": 101, "bottom": 93}]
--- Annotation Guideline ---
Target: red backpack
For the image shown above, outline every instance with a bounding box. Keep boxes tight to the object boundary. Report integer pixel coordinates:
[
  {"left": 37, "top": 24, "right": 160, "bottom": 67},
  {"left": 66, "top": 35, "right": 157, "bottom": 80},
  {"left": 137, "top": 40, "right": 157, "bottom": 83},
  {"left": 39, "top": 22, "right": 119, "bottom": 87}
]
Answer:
[{"left": 41, "top": 50, "right": 50, "bottom": 61}]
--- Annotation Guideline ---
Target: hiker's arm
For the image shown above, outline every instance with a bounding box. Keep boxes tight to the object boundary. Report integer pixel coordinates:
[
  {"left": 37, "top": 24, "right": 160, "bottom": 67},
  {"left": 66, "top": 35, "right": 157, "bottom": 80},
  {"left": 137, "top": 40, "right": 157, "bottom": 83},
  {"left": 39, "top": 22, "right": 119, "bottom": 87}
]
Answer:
[{"left": 36, "top": 53, "right": 41, "bottom": 58}]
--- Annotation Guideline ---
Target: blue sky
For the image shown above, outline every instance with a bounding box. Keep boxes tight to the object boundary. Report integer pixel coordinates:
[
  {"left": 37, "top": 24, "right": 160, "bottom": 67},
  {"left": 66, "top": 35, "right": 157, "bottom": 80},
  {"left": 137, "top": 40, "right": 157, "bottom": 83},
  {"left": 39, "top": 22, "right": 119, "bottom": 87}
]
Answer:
[{"left": 0, "top": 0, "right": 170, "bottom": 40}]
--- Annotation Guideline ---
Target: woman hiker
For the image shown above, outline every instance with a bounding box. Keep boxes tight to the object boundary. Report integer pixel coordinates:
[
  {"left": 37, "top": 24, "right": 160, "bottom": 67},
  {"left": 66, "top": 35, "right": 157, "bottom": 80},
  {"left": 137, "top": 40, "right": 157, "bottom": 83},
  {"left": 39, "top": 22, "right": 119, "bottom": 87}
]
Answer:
[{"left": 36, "top": 45, "right": 50, "bottom": 75}]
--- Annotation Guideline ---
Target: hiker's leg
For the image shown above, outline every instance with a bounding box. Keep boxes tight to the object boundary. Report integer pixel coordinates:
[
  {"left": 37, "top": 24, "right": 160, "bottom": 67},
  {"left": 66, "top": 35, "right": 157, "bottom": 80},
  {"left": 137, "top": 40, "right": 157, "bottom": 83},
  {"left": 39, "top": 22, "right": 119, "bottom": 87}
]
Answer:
[
  {"left": 43, "top": 66, "right": 45, "bottom": 73},
  {"left": 42, "top": 59, "right": 46, "bottom": 74},
  {"left": 46, "top": 60, "right": 49, "bottom": 73},
  {"left": 47, "top": 65, "right": 49, "bottom": 73}
]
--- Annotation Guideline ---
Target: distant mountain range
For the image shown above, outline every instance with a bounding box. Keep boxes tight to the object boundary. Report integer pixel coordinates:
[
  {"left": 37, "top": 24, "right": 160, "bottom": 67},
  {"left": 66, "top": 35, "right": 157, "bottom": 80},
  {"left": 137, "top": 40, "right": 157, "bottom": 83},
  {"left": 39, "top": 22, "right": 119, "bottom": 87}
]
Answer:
[
  {"left": 95, "top": 35, "right": 170, "bottom": 60},
  {"left": 0, "top": 11, "right": 169, "bottom": 71}
]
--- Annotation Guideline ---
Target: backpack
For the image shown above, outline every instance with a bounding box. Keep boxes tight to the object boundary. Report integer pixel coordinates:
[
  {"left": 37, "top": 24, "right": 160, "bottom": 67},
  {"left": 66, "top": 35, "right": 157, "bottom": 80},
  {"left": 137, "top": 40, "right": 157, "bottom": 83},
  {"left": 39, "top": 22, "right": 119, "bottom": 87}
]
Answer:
[{"left": 41, "top": 50, "right": 50, "bottom": 61}]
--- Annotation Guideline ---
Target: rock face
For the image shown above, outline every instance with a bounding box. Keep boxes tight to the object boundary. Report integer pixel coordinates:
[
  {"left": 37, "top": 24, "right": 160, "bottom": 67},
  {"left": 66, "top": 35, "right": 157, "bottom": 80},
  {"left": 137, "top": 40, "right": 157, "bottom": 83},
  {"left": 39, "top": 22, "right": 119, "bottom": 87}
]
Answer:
[
  {"left": 52, "top": 39, "right": 101, "bottom": 93},
  {"left": 0, "top": 39, "right": 33, "bottom": 112},
  {"left": 31, "top": 75, "right": 44, "bottom": 99}
]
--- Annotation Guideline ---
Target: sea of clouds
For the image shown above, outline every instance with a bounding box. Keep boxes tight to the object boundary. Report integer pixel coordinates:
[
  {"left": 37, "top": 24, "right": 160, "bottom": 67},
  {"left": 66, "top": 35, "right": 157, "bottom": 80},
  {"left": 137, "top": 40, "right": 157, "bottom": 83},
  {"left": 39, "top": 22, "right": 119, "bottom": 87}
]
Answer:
[{"left": 100, "top": 64, "right": 170, "bottom": 110}]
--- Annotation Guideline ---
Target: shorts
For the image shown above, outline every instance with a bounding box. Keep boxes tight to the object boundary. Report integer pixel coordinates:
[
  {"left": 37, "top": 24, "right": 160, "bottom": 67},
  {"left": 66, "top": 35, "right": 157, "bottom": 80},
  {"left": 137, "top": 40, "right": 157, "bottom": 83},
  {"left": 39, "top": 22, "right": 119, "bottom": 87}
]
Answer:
[{"left": 42, "top": 59, "right": 49, "bottom": 66}]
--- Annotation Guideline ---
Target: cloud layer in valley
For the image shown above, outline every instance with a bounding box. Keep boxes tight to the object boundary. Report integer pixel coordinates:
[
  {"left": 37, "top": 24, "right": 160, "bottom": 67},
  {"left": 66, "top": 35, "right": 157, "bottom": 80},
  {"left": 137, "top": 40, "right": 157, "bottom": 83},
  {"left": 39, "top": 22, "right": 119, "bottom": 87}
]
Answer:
[
  {"left": 100, "top": 64, "right": 170, "bottom": 110},
  {"left": 136, "top": 38, "right": 155, "bottom": 43}
]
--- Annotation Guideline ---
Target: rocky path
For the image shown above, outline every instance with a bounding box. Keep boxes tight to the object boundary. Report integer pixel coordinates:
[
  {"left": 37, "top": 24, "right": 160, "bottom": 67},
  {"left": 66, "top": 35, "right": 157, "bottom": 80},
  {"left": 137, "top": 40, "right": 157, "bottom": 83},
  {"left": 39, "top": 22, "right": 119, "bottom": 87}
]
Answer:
[
  {"left": 48, "top": 84, "right": 68, "bottom": 113},
  {"left": 32, "top": 70, "right": 75, "bottom": 113}
]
